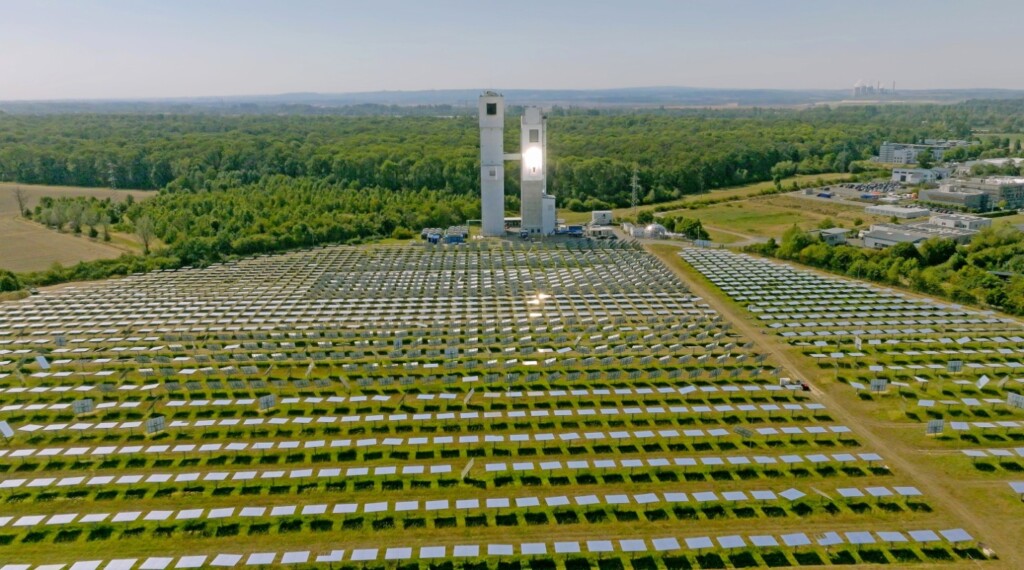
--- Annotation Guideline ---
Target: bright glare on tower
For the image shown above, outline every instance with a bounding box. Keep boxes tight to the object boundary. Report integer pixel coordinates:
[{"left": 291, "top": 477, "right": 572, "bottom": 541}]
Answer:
[{"left": 523, "top": 147, "right": 543, "bottom": 173}]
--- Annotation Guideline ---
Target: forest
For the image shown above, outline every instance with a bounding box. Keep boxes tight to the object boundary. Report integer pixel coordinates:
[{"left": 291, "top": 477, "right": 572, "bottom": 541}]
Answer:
[
  {"left": 747, "top": 224, "right": 1024, "bottom": 316},
  {"left": 3, "top": 99, "right": 1024, "bottom": 210},
  {"left": 5, "top": 99, "right": 1024, "bottom": 286}
]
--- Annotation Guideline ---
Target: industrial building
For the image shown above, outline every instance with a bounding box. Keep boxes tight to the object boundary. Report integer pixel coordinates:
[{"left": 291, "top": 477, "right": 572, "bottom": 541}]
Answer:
[
  {"left": 865, "top": 204, "right": 931, "bottom": 219},
  {"left": 861, "top": 213, "right": 990, "bottom": 249},
  {"left": 928, "top": 213, "right": 992, "bottom": 231},
  {"left": 877, "top": 140, "right": 968, "bottom": 164},
  {"left": 890, "top": 168, "right": 951, "bottom": 184},
  {"left": 584, "top": 225, "right": 616, "bottom": 239},
  {"left": 862, "top": 225, "right": 931, "bottom": 249},
  {"left": 478, "top": 91, "right": 556, "bottom": 237},
  {"left": 861, "top": 223, "right": 979, "bottom": 249},
  {"left": 851, "top": 80, "right": 896, "bottom": 98},
  {"left": 919, "top": 177, "right": 1024, "bottom": 212},
  {"left": 918, "top": 187, "right": 988, "bottom": 211},
  {"left": 953, "top": 157, "right": 1024, "bottom": 176}
]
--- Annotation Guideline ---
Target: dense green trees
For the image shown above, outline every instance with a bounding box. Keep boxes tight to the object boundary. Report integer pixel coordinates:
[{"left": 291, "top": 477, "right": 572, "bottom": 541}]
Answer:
[
  {"left": 30, "top": 195, "right": 123, "bottom": 240},
  {"left": 126, "top": 176, "right": 478, "bottom": 265},
  {"left": 15, "top": 178, "right": 479, "bottom": 284},
  {"left": 3, "top": 100, "right": 1021, "bottom": 208},
  {"left": 660, "top": 215, "right": 709, "bottom": 240},
  {"left": 749, "top": 225, "right": 1024, "bottom": 316},
  {"left": 0, "top": 269, "right": 21, "bottom": 292},
  {"left": 7, "top": 99, "right": 1023, "bottom": 291}
]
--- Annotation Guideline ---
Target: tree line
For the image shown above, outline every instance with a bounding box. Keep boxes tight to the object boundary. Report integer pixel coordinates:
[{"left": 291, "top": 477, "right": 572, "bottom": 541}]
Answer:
[
  {"left": 14, "top": 178, "right": 478, "bottom": 285},
  {"left": 27, "top": 194, "right": 135, "bottom": 240},
  {"left": 3, "top": 100, "right": 1023, "bottom": 209},
  {"left": 747, "top": 225, "right": 1024, "bottom": 316},
  {"left": 6, "top": 99, "right": 1024, "bottom": 291},
  {"left": 130, "top": 176, "right": 478, "bottom": 265}
]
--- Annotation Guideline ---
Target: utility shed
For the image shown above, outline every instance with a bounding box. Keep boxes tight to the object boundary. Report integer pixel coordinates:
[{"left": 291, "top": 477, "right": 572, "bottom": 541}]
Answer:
[{"left": 817, "top": 228, "right": 850, "bottom": 245}]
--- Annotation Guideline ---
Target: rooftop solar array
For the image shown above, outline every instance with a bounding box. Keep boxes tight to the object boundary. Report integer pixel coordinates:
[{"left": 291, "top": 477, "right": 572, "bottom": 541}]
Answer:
[{"left": 0, "top": 243, "right": 981, "bottom": 566}]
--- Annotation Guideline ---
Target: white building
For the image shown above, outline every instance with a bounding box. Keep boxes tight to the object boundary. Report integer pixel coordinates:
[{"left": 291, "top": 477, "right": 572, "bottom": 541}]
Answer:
[
  {"left": 878, "top": 140, "right": 968, "bottom": 164},
  {"left": 591, "top": 210, "right": 613, "bottom": 226},
  {"left": 862, "top": 214, "right": 988, "bottom": 249},
  {"left": 585, "top": 225, "right": 616, "bottom": 239},
  {"left": 865, "top": 204, "right": 931, "bottom": 219},
  {"left": 928, "top": 213, "right": 991, "bottom": 231},
  {"left": 891, "top": 168, "right": 950, "bottom": 184}
]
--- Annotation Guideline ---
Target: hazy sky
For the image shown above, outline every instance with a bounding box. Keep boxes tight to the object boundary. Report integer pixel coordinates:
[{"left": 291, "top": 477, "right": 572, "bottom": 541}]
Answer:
[{"left": 2, "top": 0, "right": 1022, "bottom": 100}]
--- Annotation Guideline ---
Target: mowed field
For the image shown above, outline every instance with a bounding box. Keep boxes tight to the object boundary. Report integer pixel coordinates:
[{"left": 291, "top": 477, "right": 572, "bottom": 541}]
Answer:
[
  {"left": 558, "top": 172, "right": 851, "bottom": 224},
  {"left": 679, "top": 194, "right": 890, "bottom": 239},
  {"left": 0, "top": 183, "right": 153, "bottom": 273},
  {"left": 993, "top": 212, "right": 1024, "bottom": 228}
]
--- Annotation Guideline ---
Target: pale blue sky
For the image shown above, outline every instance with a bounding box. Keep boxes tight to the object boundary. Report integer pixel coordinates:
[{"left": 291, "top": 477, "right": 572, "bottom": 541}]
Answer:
[{"left": 1, "top": 0, "right": 1021, "bottom": 100}]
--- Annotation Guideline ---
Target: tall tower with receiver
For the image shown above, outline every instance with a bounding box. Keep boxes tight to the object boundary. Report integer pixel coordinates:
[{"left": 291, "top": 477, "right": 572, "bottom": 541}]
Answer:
[
  {"left": 478, "top": 92, "right": 557, "bottom": 237},
  {"left": 519, "top": 106, "right": 554, "bottom": 235},
  {"left": 478, "top": 91, "right": 507, "bottom": 237}
]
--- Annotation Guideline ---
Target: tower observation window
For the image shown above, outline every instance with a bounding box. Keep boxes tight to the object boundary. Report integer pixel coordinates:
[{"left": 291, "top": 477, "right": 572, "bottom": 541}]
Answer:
[
  {"left": 486, "top": 103, "right": 497, "bottom": 115},
  {"left": 529, "top": 129, "right": 539, "bottom": 143}
]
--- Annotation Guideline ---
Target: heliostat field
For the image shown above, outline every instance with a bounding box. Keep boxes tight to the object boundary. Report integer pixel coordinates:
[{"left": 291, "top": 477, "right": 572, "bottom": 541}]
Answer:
[{"left": 0, "top": 243, "right": 981, "bottom": 569}]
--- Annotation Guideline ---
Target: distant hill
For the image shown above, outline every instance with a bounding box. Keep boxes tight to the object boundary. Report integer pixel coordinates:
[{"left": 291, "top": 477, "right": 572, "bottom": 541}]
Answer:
[{"left": 3, "top": 86, "right": 1024, "bottom": 115}]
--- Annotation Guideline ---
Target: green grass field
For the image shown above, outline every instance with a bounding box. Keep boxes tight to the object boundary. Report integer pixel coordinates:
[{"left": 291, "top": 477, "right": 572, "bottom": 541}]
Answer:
[
  {"left": 704, "top": 227, "right": 743, "bottom": 244},
  {"left": 559, "top": 172, "right": 851, "bottom": 225},
  {"left": 676, "top": 194, "right": 885, "bottom": 239},
  {"left": 975, "top": 133, "right": 1024, "bottom": 145},
  {"left": 993, "top": 212, "right": 1024, "bottom": 228}
]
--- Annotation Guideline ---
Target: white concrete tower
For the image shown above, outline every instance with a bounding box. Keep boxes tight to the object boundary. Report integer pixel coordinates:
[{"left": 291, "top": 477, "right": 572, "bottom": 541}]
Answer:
[
  {"left": 520, "top": 106, "right": 555, "bottom": 235},
  {"left": 478, "top": 91, "right": 506, "bottom": 237}
]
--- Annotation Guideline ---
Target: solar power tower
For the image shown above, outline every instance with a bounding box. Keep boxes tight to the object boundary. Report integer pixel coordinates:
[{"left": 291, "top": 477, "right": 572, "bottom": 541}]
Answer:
[
  {"left": 478, "top": 91, "right": 507, "bottom": 237},
  {"left": 478, "top": 91, "right": 556, "bottom": 237}
]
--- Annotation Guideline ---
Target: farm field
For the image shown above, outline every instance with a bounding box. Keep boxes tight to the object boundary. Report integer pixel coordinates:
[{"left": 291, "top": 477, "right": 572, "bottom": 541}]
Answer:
[
  {"left": 0, "top": 183, "right": 152, "bottom": 273},
  {"left": 679, "top": 247, "right": 1024, "bottom": 568},
  {"left": 0, "top": 242, "right": 993, "bottom": 569}
]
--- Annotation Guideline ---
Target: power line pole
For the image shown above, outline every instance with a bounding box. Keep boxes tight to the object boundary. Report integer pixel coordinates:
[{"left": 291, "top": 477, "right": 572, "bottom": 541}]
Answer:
[{"left": 630, "top": 164, "right": 640, "bottom": 219}]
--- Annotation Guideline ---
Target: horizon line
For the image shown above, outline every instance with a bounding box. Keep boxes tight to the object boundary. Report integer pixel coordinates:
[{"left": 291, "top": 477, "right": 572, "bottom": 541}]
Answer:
[{"left": 4, "top": 85, "right": 1024, "bottom": 105}]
